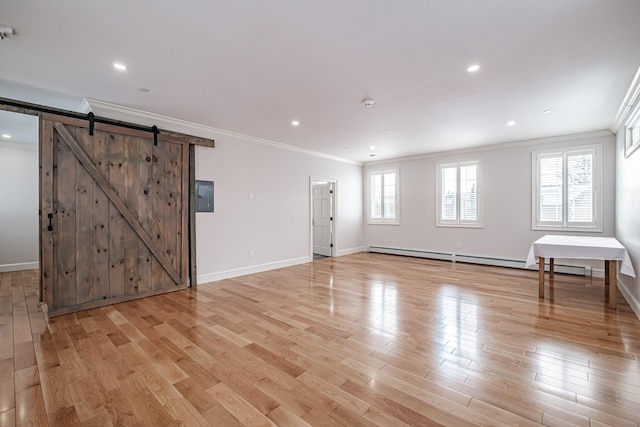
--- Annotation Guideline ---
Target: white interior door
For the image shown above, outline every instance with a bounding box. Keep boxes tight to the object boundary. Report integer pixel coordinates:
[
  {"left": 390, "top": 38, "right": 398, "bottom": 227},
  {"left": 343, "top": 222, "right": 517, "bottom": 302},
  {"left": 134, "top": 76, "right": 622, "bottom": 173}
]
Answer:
[{"left": 312, "top": 183, "right": 332, "bottom": 256}]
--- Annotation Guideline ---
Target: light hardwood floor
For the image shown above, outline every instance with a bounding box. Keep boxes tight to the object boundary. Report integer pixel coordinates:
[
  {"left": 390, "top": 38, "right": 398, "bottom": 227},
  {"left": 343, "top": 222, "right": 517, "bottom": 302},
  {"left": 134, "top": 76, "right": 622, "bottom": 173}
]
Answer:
[{"left": 2, "top": 253, "right": 640, "bottom": 426}]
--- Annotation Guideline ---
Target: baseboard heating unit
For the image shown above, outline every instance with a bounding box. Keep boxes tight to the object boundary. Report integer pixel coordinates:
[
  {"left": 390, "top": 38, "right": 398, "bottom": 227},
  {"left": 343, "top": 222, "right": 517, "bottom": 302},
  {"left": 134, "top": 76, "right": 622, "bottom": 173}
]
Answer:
[{"left": 368, "top": 246, "right": 590, "bottom": 277}]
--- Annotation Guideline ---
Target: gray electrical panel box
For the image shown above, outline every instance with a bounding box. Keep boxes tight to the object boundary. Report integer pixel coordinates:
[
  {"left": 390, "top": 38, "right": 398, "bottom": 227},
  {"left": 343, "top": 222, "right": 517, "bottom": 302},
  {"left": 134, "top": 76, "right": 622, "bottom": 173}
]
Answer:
[{"left": 195, "top": 180, "right": 214, "bottom": 212}]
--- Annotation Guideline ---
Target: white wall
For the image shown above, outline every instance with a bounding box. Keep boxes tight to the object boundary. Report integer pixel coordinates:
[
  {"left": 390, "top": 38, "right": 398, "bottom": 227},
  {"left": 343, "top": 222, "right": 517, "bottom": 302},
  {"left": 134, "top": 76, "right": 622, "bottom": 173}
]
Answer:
[
  {"left": 365, "top": 131, "right": 616, "bottom": 271},
  {"left": 615, "top": 131, "right": 640, "bottom": 317},
  {"left": 195, "top": 134, "right": 364, "bottom": 283},
  {"left": 0, "top": 142, "right": 39, "bottom": 271}
]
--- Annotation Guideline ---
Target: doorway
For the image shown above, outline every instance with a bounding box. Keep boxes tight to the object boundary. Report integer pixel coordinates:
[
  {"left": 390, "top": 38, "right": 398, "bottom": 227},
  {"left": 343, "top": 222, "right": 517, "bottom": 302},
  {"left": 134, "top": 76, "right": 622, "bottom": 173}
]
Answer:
[
  {"left": 310, "top": 178, "right": 336, "bottom": 260},
  {"left": 0, "top": 110, "right": 39, "bottom": 273}
]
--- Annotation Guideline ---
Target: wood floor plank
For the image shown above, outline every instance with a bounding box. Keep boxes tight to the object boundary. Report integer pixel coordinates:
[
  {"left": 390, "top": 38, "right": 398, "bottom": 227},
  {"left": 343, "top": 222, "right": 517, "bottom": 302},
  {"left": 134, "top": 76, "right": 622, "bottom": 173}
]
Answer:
[
  {"left": 3, "top": 254, "right": 640, "bottom": 426},
  {"left": 14, "top": 385, "right": 47, "bottom": 426},
  {"left": 268, "top": 405, "right": 312, "bottom": 427},
  {"left": 39, "top": 365, "right": 73, "bottom": 415},
  {"left": 0, "top": 408, "right": 15, "bottom": 427},
  {"left": 209, "top": 382, "right": 277, "bottom": 427}
]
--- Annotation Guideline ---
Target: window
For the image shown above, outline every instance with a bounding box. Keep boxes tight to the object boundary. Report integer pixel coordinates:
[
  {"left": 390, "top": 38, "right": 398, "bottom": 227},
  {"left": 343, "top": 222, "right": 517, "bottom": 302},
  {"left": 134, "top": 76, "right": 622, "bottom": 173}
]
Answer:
[
  {"left": 368, "top": 168, "right": 399, "bottom": 224},
  {"left": 436, "top": 160, "right": 482, "bottom": 227},
  {"left": 532, "top": 144, "right": 601, "bottom": 231}
]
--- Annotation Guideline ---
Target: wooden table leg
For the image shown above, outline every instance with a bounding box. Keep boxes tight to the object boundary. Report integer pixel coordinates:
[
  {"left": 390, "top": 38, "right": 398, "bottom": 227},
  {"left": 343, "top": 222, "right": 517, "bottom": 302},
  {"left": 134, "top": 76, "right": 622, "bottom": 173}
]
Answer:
[
  {"left": 549, "top": 258, "right": 554, "bottom": 278},
  {"left": 608, "top": 260, "right": 617, "bottom": 309},
  {"left": 604, "top": 260, "right": 610, "bottom": 303},
  {"left": 539, "top": 257, "right": 545, "bottom": 299}
]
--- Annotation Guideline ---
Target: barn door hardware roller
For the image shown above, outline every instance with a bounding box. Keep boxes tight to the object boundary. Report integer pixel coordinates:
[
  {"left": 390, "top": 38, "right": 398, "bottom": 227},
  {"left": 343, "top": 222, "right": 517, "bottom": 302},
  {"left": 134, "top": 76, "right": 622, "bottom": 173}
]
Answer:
[{"left": 88, "top": 112, "right": 95, "bottom": 135}]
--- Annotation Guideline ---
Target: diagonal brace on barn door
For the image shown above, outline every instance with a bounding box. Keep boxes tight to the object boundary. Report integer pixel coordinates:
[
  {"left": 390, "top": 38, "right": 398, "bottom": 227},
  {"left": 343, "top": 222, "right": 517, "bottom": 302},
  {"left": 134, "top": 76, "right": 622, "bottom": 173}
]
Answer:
[{"left": 53, "top": 123, "right": 183, "bottom": 285}]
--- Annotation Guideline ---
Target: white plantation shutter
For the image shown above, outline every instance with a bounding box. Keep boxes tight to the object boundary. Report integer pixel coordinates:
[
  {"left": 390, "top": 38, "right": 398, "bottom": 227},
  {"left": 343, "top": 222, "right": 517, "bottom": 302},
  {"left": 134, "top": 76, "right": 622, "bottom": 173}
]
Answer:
[
  {"left": 368, "top": 168, "right": 399, "bottom": 223},
  {"left": 567, "top": 151, "right": 593, "bottom": 224},
  {"left": 383, "top": 172, "right": 396, "bottom": 220},
  {"left": 441, "top": 166, "right": 457, "bottom": 221},
  {"left": 538, "top": 153, "right": 563, "bottom": 225},
  {"left": 437, "top": 160, "right": 481, "bottom": 226},
  {"left": 533, "top": 145, "right": 599, "bottom": 230},
  {"left": 370, "top": 173, "right": 382, "bottom": 220},
  {"left": 459, "top": 163, "right": 478, "bottom": 222}
]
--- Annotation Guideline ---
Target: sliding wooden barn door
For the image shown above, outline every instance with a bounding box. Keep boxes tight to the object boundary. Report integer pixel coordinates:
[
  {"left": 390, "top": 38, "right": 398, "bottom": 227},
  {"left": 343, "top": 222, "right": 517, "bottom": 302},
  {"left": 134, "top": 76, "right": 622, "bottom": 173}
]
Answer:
[{"left": 40, "top": 114, "right": 190, "bottom": 316}]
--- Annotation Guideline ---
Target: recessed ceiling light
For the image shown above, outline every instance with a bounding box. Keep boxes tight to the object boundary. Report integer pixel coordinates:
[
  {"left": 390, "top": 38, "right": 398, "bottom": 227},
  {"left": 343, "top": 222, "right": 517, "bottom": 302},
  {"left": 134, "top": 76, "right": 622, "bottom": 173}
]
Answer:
[
  {"left": 369, "top": 145, "right": 375, "bottom": 150},
  {"left": 543, "top": 109, "right": 552, "bottom": 114},
  {"left": 291, "top": 120, "right": 300, "bottom": 127},
  {"left": 113, "top": 62, "right": 127, "bottom": 71},
  {"left": 507, "top": 120, "right": 516, "bottom": 126},
  {"left": 466, "top": 64, "right": 480, "bottom": 72},
  {"left": 2, "top": 134, "right": 11, "bottom": 139}
]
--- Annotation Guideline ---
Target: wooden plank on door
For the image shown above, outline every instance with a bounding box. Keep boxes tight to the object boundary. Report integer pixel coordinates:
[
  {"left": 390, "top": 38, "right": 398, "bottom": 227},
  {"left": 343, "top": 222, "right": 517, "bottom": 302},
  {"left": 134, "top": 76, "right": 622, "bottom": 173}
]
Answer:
[
  {"left": 151, "top": 140, "right": 168, "bottom": 290},
  {"left": 124, "top": 136, "right": 140, "bottom": 296},
  {"left": 55, "top": 132, "right": 77, "bottom": 308},
  {"left": 93, "top": 130, "right": 110, "bottom": 301},
  {"left": 108, "top": 133, "right": 125, "bottom": 298},
  {"left": 75, "top": 126, "right": 95, "bottom": 304},
  {"left": 137, "top": 137, "right": 154, "bottom": 293},
  {"left": 165, "top": 141, "right": 179, "bottom": 274},
  {"left": 38, "top": 111, "right": 215, "bottom": 148},
  {"left": 39, "top": 118, "right": 54, "bottom": 306}
]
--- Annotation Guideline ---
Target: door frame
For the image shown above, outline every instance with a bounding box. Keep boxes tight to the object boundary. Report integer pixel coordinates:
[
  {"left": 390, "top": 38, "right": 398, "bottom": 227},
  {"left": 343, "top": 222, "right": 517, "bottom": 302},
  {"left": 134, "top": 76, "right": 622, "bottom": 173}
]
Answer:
[{"left": 309, "top": 176, "right": 337, "bottom": 259}]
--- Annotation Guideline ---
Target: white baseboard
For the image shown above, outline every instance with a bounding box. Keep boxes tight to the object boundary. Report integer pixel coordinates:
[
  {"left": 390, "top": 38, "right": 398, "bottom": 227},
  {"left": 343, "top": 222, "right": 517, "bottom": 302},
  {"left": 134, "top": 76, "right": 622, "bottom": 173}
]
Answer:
[
  {"left": 618, "top": 281, "right": 640, "bottom": 320},
  {"left": 368, "top": 246, "right": 590, "bottom": 276},
  {"left": 197, "top": 256, "right": 311, "bottom": 284},
  {"left": 336, "top": 246, "right": 367, "bottom": 257},
  {"left": 0, "top": 262, "right": 39, "bottom": 273}
]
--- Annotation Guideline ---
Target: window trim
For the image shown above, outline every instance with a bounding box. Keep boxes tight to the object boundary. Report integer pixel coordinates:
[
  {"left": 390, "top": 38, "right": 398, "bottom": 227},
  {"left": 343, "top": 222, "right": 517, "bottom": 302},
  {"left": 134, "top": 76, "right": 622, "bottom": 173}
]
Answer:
[
  {"left": 531, "top": 144, "right": 602, "bottom": 232},
  {"left": 436, "top": 159, "right": 483, "bottom": 228},
  {"left": 624, "top": 99, "right": 640, "bottom": 158},
  {"left": 367, "top": 167, "right": 400, "bottom": 225}
]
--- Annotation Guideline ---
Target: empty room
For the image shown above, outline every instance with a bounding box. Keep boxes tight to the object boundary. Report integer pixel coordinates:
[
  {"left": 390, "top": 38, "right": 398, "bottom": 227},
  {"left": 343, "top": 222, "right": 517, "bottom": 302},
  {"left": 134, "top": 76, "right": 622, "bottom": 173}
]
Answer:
[{"left": 2, "top": 1, "right": 640, "bottom": 426}]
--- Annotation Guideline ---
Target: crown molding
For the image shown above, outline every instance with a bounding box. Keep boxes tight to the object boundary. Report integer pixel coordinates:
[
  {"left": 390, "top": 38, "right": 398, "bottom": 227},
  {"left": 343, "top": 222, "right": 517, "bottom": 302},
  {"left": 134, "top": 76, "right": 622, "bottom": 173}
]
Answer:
[
  {"left": 364, "top": 129, "right": 612, "bottom": 167},
  {"left": 80, "top": 99, "right": 362, "bottom": 166},
  {"left": 610, "top": 66, "right": 640, "bottom": 134}
]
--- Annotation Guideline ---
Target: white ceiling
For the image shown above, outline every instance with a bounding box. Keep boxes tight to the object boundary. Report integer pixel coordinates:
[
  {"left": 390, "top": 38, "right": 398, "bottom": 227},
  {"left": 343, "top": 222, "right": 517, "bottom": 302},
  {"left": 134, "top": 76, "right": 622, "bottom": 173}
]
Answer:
[
  {"left": 0, "top": 110, "right": 38, "bottom": 145},
  {"left": 1, "top": 0, "right": 640, "bottom": 161}
]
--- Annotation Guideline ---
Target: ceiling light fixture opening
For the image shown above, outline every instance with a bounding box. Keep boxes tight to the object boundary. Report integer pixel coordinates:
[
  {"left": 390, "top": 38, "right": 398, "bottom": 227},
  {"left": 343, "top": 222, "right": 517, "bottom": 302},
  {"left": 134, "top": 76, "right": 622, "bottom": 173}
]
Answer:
[
  {"left": 2, "top": 134, "right": 11, "bottom": 139},
  {"left": 543, "top": 109, "right": 552, "bottom": 114},
  {"left": 291, "top": 120, "right": 300, "bottom": 127},
  {"left": 369, "top": 145, "right": 375, "bottom": 150},
  {"left": 113, "top": 62, "right": 127, "bottom": 71},
  {"left": 507, "top": 120, "right": 516, "bottom": 126},
  {"left": 362, "top": 99, "right": 375, "bottom": 107},
  {"left": 466, "top": 64, "right": 480, "bottom": 72},
  {"left": 0, "top": 25, "right": 14, "bottom": 40}
]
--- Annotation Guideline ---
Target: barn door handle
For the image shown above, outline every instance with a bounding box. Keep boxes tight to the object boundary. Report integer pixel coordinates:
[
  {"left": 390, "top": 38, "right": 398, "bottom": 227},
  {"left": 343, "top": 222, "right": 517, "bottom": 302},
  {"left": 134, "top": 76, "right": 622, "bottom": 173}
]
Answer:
[{"left": 47, "top": 213, "right": 53, "bottom": 231}]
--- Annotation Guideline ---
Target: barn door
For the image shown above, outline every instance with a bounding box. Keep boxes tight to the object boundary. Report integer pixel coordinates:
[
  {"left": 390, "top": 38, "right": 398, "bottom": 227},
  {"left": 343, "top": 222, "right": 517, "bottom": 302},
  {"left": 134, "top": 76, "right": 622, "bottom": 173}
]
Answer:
[{"left": 40, "top": 114, "right": 190, "bottom": 316}]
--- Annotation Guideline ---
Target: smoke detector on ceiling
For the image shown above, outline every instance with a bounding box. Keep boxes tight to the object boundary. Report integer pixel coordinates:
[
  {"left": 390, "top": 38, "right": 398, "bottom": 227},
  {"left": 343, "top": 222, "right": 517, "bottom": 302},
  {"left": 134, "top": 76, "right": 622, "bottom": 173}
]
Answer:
[
  {"left": 362, "top": 98, "right": 375, "bottom": 107},
  {"left": 0, "top": 25, "right": 14, "bottom": 40}
]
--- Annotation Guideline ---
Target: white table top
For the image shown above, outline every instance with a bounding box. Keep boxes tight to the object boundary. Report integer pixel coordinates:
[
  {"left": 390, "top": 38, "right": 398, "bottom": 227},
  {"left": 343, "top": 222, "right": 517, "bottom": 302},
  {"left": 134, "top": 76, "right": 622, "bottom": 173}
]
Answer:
[{"left": 525, "top": 235, "right": 636, "bottom": 277}]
